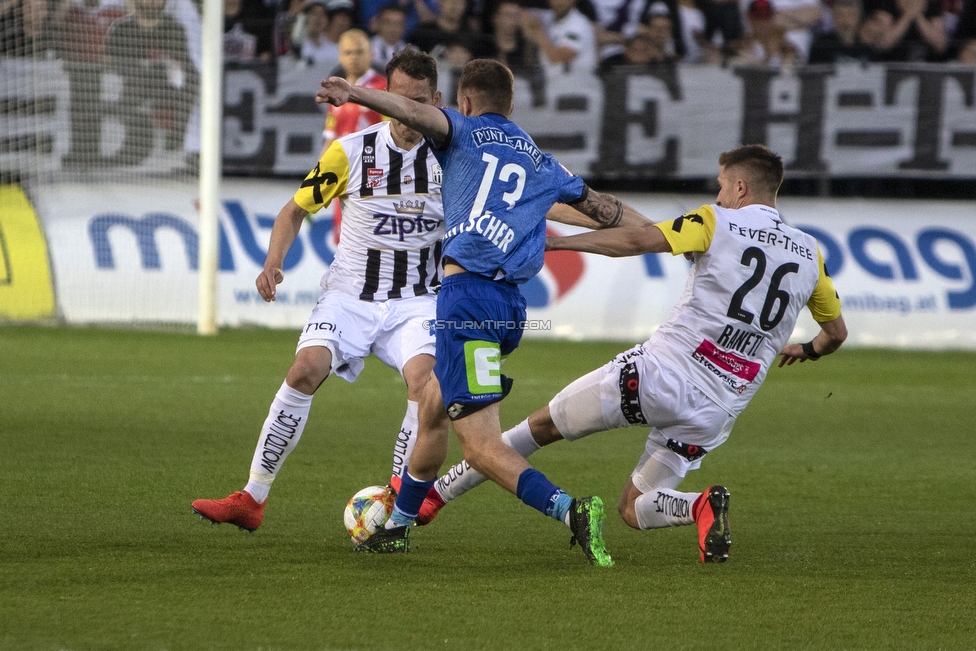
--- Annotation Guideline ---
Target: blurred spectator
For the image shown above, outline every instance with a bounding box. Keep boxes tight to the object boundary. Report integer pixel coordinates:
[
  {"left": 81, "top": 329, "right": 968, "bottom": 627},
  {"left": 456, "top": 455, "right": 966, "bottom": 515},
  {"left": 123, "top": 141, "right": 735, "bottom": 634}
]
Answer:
[
  {"left": 522, "top": 0, "right": 598, "bottom": 77},
  {"left": 360, "top": 0, "right": 436, "bottom": 34},
  {"left": 941, "top": 0, "right": 962, "bottom": 36},
  {"left": 600, "top": 20, "right": 676, "bottom": 66},
  {"left": 589, "top": 1, "right": 685, "bottom": 59},
  {"left": 676, "top": 0, "right": 709, "bottom": 61},
  {"left": 642, "top": 1, "right": 687, "bottom": 55},
  {"left": 956, "top": 35, "right": 976, "bottom": 59},
  {"left": 769, "top": 0, "right": 822, "bottom": 61},
  {"left": 695, "top": 0, "right": 744, "bottom": 58},
  {"left": 104, "top": 0, "right": 197, "bottom": 162},
  {"left": 642, "top": 2, "right": 679, "bottom": 57},
  {"left": 329, "top": 29, "right": 386, "bottom": 127},
  {"left": 955, "top": 0, "right": 975, "bottom": 41},
  {"left": 488, "top": 0, "right": 537, "bottom": 66},
  {"left": 808, "top": 0, "right": 874, "bottom": 62},
  {"left": 54, "top": 0, "right": 127, "bottom": 62},
  {"left": 408, "top": 0, "right": 494, "bottom": 57},
  {"left": 369, "top": 2, "right": 408, "bottom": 64},
  {"left": 321, "top": 28, "right": 387, "bottom": 240},
  {"left": 224, "top": 0, "right": 257, "bottom": 61},
  {"left": 324, "top": 0, "right": 356, "bottom": 41},
  {"left": 863, "top": 0, "right": 949, "bottom": 60},
  {"left": 857, "top": 6, "right": 907, "bottom": 58},
  {"left": 730, "top": 0, "right": 799, "bottom": 65},
  {"left": 516, "top": 0, "right": 601, "bottom": 21},
  {"left": 300, "top": 0, "right": 339, "bottom": 61},
  {"left": 0, "top": 0, "right": 54, "bottom": 56},
  {"left": 53, "top": 0, "right": 127, "bottom": 166},
  {"left": 273, "top": 0, "right": 306, "bottom": 56},
  {"left": 224, "top": 0, "right": 276, "bottom": 61}
]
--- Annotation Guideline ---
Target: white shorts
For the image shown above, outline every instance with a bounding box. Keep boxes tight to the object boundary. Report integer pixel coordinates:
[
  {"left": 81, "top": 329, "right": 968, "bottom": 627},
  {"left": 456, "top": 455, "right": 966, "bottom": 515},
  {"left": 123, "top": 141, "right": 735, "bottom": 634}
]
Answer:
[
  {"left": 549, "top": 344, "right": 736, "bottom": 480},
  {"left": 296, "top": 289, "right": 436, "bottom": 382}
]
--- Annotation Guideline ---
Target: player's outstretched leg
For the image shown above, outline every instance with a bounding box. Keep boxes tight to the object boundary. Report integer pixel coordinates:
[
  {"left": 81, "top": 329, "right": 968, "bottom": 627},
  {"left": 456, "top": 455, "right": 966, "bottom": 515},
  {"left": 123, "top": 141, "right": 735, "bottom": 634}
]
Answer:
[
  {"left": 693, "top": 485, "right": 731, "bottom": 563},
  {"left": 191, "top": 347, "right": 328, "bottom": 531},
  {"left": 191, "top": 491, "right": 265, "bottom": 532},
  {"left": 568, "top": 496, "right": 614, "bottom": 567},
  {"left": 417, "top": 417, "right": 544, "bottom": 525}
]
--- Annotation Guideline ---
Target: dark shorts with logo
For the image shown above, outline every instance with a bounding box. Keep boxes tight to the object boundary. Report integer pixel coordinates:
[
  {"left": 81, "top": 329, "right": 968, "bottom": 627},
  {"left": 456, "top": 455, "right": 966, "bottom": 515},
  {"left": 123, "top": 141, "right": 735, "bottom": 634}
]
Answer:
[{"left": 433, "top": 272, "right": 525, "bottom": 420}]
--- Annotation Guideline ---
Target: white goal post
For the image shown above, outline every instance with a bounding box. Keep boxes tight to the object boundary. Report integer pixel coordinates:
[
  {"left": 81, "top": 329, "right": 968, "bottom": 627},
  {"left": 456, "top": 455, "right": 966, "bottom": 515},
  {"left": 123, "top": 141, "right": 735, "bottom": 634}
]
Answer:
[{"left": 196, "top": 0, "right": 223, "bottom": 336}]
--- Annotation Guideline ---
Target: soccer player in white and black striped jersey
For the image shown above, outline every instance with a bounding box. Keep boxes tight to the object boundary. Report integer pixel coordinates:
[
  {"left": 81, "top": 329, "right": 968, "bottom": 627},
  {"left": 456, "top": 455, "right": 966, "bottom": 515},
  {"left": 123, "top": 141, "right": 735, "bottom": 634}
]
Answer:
[{"left": 190, "top": 50, "right": 450, "bottom": 532}]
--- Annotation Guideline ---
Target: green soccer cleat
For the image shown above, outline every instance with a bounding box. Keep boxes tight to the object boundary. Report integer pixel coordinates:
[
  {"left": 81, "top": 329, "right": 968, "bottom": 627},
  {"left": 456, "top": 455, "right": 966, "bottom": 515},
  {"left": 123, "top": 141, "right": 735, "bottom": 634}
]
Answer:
[
  {"left": 569, "top": 496, "right": 614, "bottom": 567},
  {"left": 354, "top": 525, "right": 410, "bottom": 553}
]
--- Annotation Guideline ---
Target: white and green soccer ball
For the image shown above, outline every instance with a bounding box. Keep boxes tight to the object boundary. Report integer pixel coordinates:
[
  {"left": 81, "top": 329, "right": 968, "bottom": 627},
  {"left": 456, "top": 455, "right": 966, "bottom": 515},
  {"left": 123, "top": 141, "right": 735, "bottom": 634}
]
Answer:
[{"left": 343, "top": 485, "right": 395, "bottom": 544}]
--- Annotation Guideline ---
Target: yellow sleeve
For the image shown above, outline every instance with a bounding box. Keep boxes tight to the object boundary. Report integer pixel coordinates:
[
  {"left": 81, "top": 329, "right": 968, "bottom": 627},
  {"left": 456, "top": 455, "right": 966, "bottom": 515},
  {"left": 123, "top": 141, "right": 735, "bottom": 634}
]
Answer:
[
  {"left": 657, "top": 205, "right": 717, "bottom": 255},
  {"left": 293, "top": 140, "right": 350, "bottom": 214},
  {"left": 807, "top": 246, "right": 842, "bottom": 322}
]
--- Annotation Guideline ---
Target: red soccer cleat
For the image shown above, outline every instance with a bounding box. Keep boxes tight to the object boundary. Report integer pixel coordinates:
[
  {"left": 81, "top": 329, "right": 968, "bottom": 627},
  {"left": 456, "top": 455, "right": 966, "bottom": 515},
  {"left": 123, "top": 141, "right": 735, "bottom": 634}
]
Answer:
[
  {"left": 416, "top": 486, "right": 446, "bottom": 526},
  {"left": 388, "top": 474, "right": 402, "bottom": 495},
  {"left": 693, "top": 485, "right": 731, "bottom": 563},
  {"left": 191, "top": 491, "right": 265, "bottom": 532}
]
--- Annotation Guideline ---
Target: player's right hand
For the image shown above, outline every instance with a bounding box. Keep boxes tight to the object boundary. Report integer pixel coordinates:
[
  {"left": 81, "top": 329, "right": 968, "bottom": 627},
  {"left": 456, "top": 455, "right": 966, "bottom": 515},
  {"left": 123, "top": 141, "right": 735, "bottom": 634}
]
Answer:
[
  {"left": 256, "top": 267, "right": 285, "bottom": 302},
  {"left": 317, "top": 77, "right": 352, "bottom": 107}
]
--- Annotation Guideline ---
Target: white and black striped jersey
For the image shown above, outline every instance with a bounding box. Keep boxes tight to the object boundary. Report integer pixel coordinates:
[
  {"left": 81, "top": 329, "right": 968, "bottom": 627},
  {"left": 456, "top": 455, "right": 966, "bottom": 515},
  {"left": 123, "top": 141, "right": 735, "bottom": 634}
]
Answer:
[{"left": 294, "top": 121, "right": 445, "bottom": 302}]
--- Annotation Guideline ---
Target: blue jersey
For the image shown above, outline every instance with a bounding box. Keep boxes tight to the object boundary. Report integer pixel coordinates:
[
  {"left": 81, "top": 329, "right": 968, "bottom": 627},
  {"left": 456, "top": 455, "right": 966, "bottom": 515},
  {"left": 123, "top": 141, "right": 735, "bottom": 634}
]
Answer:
[{"left": 430, "top": 109, "right": 586, "bottom": 284}]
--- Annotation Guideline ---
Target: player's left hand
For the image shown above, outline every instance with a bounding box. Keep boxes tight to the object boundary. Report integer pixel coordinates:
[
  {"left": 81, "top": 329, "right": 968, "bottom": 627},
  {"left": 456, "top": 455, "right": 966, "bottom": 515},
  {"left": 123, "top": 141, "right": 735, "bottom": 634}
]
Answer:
[
  {"left": 317, "top": 77, "right": 352, "bottom": 107},
  {"left": 777, "top": 343, "right": 814, "bottom": 367}
]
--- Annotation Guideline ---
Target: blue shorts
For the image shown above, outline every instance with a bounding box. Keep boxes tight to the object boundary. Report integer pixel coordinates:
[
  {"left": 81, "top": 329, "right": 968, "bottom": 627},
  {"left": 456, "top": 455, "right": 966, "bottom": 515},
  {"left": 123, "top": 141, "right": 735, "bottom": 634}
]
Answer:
[{"left": 433, "top": 273, "right": 526, "bottom": 419}]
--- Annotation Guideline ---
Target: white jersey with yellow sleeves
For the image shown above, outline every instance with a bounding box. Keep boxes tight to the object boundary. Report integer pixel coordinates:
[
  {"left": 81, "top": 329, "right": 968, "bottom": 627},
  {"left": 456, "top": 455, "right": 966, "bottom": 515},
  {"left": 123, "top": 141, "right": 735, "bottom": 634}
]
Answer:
[
  {"left": 293, "top": 121, "right": 445, "bottom": 302},
  {"left": 647, "top": 203, "right": 841, "bottom": 415}
]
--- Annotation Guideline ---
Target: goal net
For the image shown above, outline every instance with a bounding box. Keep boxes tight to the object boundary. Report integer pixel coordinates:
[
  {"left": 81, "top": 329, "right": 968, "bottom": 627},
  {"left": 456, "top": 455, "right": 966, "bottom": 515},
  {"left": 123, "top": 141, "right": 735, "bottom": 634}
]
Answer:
[{"left": 1, "top": 0, "right": 204, "bottom": 327}]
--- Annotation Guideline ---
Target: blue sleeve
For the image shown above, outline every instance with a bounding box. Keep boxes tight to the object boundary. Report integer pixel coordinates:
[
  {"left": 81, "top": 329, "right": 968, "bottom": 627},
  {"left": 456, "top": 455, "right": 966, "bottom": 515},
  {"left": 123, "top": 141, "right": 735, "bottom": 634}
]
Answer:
[
  {"left": 428, "top": 108, "right": 464, "bottom": 152},
  {"left": 546, "top": 155, "right": 586, "bottom": 203}
]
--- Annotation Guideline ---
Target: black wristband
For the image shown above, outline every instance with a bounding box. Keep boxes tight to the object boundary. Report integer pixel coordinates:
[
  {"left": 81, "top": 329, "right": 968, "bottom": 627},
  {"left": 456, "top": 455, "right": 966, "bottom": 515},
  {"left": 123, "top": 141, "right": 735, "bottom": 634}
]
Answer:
[{"left": 801, "top": 341, "right": 821, "bottom": 359}]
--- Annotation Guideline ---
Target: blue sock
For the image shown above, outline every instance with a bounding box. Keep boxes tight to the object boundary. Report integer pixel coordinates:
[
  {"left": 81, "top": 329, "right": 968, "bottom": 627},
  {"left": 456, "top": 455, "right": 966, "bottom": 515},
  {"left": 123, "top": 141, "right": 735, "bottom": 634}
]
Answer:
[
  {"left": 387, "top": 471, "right": 434, "bottom": 528},
  {"left": 549, "top": 492, "right": 574, "bottom": 524},
  {"left": 516, "top": 468, "right": 573, "bottom": 523}
]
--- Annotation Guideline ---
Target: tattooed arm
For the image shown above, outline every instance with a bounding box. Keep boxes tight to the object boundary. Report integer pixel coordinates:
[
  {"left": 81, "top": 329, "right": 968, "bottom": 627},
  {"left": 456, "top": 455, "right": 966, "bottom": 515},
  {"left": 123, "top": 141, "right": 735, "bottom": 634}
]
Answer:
[{"left": 546, "top": 186, "right": 651, "bottom": 230}]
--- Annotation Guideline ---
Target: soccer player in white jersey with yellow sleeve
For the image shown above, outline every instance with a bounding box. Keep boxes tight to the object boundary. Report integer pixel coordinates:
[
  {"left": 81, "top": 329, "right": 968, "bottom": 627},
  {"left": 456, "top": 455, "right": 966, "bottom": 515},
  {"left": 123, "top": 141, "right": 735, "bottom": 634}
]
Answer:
[
  {"left": 190, "top": 50, "right": 448, "bottom": 532},
  {"left": 417, "top": 144, "right": 848, "bottom": 563}
]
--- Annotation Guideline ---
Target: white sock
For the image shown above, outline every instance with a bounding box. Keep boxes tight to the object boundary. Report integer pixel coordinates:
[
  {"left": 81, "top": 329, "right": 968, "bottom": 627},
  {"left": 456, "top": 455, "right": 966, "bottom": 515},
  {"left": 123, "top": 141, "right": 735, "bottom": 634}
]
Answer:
[
  {"left": 434, "top": 418, "right": 540, "bottom": 503},
  {"left": 390, "top": 400, "right": 419, "bottom": 479},
  {"left": 504, "top": 419, "right": 542, "bottom": 457},
  {"left": 244, "top": 381, "right": 313, "bottom": 503},
  {"left": 634, "top": 488, "right": 700, "bottom": 530}
]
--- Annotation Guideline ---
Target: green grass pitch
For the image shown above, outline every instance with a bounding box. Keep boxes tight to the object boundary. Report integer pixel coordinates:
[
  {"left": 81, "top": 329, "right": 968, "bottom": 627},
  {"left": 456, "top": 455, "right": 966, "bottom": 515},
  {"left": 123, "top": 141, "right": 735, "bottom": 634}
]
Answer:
[{"left": 1, "top": 325, "right": 974, "bottom": 650}]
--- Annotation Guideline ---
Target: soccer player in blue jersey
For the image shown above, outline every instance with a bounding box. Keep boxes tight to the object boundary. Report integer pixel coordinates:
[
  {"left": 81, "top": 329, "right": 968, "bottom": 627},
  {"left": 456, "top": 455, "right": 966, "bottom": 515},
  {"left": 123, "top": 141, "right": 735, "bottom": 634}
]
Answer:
[{"left": 317, "top": 58, "right": 647, "bottom": 566}]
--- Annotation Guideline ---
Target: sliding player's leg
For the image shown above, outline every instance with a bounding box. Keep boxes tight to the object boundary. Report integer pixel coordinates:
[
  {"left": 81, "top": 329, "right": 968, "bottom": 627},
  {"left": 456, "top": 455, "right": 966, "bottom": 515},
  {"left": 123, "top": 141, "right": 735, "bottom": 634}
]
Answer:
[
  {"left": 619, "top": 385, "right": 736, "bottom": 563},
  {"left": 420, "top": 362, "right": 623, "bottom": 523},
  {"left": 417, "top": 413, "right": 543, "bottom": 524}
]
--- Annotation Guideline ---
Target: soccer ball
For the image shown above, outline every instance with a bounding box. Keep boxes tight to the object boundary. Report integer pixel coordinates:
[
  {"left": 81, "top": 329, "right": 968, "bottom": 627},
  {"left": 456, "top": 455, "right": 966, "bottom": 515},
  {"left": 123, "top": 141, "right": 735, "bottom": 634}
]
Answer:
[{"left": 343, "top": 485, "right": 396, "bottom": 544}]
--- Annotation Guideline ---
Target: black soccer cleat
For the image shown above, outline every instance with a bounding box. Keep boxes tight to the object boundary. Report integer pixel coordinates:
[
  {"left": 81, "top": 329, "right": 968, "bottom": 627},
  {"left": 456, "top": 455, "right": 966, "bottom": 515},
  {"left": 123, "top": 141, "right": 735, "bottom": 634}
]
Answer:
[
  {"left": 568, "top": 496, "right": 614, "bottom": 567},
  {"left": 354, "top": 525, "right": 410, "bottom": 553}
]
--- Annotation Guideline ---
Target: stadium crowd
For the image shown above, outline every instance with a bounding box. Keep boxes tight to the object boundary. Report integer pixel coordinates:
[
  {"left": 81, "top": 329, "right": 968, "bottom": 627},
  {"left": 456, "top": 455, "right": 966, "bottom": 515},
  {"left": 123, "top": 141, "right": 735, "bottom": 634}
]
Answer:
[{"left": 2, "top": 0, "right": 975, "bottom": 69}]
